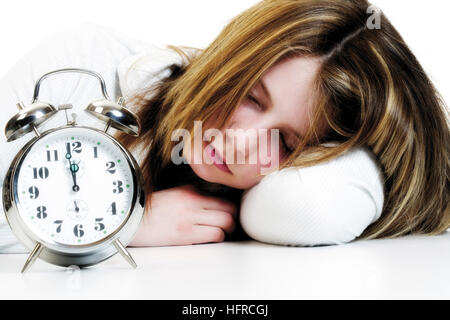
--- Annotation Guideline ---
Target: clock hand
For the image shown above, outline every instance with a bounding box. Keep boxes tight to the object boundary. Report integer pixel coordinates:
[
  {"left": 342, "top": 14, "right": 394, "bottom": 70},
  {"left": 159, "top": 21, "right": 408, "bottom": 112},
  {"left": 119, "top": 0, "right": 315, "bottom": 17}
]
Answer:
[
  {"left": 65, "top": 152, "right": 80, "bottom": 192},
  {"left": 70, "top": 161, "right": 80, "bottom": 192},
  {"left": 73, "top": 200, "right": 79, "bottom": 213}
]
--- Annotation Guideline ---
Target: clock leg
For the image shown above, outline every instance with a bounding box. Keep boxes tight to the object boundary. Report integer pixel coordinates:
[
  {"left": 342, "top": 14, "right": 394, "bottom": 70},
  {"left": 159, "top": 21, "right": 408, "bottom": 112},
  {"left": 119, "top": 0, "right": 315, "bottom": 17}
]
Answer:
[
  {"left": 113, "top": 239, "right": 137, "bottom": 269},
  {"left": 21, "top": 242, "right": 44, "bottom": 273}
]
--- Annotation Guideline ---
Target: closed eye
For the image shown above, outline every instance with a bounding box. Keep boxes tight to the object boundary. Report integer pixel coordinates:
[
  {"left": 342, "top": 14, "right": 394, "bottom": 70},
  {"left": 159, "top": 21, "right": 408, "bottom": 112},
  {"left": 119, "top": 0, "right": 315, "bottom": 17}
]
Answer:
[{"left": 247, "top": 94, "right": 263, "bottom": 110}]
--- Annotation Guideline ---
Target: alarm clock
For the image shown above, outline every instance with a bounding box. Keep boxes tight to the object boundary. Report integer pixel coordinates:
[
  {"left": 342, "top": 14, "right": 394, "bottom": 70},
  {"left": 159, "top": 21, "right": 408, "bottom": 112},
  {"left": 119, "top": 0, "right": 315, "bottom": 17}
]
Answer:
[{"left": 2, "top": 68, "right": 146, "bottom": 273}]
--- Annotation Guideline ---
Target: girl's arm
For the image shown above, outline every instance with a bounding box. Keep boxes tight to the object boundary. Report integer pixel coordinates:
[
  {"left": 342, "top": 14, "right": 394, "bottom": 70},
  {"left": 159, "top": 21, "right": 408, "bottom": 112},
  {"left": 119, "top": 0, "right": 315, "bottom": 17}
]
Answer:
[{"left": 129, "top": 184, "right": 237, "bottom": 247}]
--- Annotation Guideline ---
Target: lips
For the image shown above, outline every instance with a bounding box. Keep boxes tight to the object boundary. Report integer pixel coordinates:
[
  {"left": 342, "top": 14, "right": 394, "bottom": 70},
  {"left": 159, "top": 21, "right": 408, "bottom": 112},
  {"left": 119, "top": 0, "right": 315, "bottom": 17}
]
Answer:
[{"left": 203, "top": 141, "right": 232, "bottom": 174}]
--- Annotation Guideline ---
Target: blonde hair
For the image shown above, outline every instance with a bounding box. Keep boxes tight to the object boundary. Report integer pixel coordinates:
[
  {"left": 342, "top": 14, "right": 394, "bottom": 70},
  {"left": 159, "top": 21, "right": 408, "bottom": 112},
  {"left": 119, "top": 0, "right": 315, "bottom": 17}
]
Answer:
[{"left": 116, "top": 0, "right": 449, "bottom": 240}]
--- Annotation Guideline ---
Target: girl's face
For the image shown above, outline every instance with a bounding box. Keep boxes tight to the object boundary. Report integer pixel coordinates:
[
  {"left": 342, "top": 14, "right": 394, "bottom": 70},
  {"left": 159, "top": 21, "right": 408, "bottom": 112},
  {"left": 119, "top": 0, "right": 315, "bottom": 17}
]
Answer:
[{"left": 183, "top": 55, "right": 324, "bottom": 190}]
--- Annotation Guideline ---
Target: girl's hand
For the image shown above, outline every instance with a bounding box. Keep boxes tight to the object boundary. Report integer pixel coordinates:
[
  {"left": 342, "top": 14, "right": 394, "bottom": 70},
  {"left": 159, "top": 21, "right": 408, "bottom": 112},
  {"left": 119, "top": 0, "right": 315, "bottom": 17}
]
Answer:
[{"left": 129, "top": 184, "right": 238, "bottom": 247}]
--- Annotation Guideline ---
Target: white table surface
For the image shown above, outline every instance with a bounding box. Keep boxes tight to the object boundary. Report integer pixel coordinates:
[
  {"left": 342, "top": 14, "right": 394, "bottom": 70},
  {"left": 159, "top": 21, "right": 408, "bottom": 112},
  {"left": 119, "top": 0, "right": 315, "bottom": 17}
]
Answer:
[{"left": 1, "top": 231, "right": 449, "bottom": 300}]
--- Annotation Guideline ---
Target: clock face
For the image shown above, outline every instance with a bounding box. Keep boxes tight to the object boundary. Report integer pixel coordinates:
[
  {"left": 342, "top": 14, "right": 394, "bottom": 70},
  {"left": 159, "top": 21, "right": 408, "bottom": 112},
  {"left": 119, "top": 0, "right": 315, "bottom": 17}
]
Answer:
[{"left": 13, "top": 127, "right": 135, "bottom": 247}]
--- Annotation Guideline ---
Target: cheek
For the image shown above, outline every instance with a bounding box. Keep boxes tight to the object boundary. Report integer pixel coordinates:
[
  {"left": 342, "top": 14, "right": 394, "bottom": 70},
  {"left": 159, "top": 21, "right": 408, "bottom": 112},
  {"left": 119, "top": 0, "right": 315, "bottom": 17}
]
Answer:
[
  {"left": 204, "top": 103, "right": 254, "bottom": 129},
  {"left": 231, "top": 103, "right": 258, "bottom": 125},
  {"left": 226, "top": 106, "right": 288, "bottom": 168},
  {"left": 226, "top": 167, "right": 265, "bottom": 189},
  {"left": 227, "top": 160, "right": 274, "bottom": 189}
]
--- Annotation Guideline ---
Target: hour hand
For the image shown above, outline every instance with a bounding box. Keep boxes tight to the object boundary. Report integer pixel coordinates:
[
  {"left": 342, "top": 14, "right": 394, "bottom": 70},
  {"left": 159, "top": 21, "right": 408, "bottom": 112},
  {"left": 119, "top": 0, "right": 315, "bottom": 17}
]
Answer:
[
  {"left": 66, "top": 153, "right": 80, "bottom": 192},
  {"left": 70, "top": 161, "right": 80, "bottom": 192}
]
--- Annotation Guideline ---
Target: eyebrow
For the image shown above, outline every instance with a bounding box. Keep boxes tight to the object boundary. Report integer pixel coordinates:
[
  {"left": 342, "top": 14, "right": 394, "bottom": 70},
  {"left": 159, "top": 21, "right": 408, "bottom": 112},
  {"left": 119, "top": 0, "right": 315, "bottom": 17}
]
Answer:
[{"left": 257, "top": 79, "right": 304, "bottom": 141}]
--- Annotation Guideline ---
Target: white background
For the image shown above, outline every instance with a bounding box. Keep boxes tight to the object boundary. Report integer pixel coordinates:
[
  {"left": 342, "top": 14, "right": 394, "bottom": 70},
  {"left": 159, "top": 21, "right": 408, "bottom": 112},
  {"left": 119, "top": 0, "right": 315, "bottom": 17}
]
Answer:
[
  {"left": 0, "top": 1, "right": 449, "bottom": 300},
  {"left": 0, "top": 0, "right": 449, "bottom": 105}
]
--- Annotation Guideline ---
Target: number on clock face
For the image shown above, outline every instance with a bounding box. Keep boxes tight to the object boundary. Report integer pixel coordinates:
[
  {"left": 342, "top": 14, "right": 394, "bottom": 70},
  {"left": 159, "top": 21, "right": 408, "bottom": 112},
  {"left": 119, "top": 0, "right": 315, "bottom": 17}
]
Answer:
[{"left": 15, "top": 127, "right": 134, "bottom": 246}]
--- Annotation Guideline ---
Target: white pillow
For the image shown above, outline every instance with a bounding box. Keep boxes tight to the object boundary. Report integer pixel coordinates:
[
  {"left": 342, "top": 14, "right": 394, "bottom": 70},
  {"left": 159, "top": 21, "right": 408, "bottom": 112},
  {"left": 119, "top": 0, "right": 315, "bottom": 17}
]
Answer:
[{"left": 239, "top": 146, "right": 385, "bottom": 246}]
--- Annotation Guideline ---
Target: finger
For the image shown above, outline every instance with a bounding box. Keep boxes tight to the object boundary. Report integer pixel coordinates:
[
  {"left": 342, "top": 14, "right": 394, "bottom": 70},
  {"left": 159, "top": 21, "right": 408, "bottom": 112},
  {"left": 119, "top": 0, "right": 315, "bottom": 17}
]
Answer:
[
  {"left": 199, "top": 196, "right": 238, "bottom": 217},
  {"left": 194, "top": 210, "right": 235, "bottom": 234},
  {"left": 190, "top": 225, "right": 225, "bottom": 244}
]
